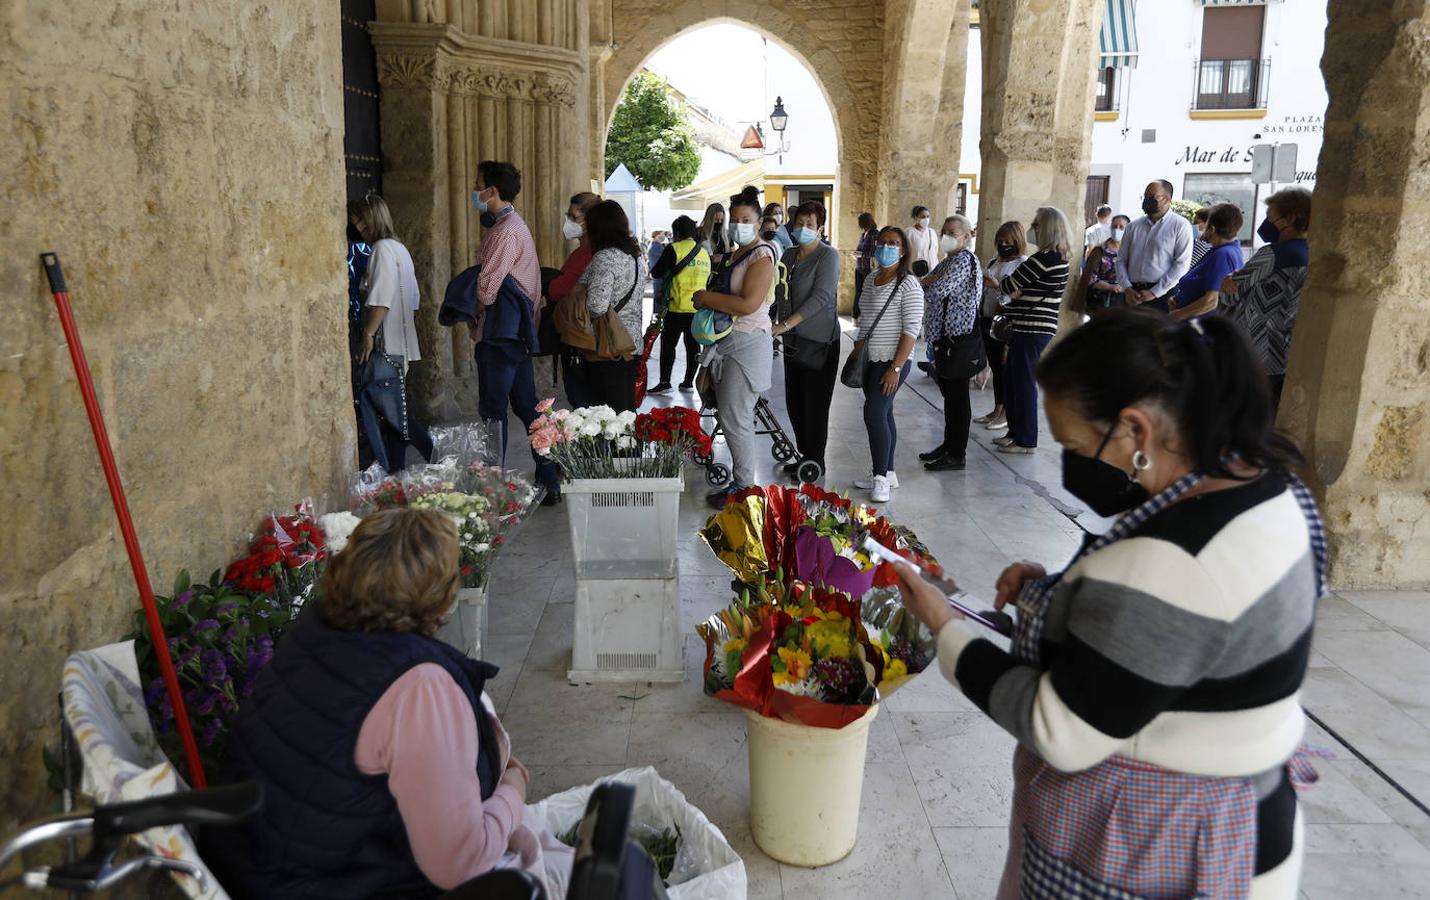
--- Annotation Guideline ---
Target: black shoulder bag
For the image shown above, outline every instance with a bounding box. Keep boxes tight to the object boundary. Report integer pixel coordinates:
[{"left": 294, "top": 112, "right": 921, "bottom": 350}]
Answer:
[
  {"left": 840, "top": 273, "right": 907, "bottom": 390},
  {"left": 932, "top": 256, "right": 986, "bottom": 381}
]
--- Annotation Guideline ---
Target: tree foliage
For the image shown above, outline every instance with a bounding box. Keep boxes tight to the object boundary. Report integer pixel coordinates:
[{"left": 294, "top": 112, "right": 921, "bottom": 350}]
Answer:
[{"left": 604, "top": 72, "right": 702, "bottom": 193}]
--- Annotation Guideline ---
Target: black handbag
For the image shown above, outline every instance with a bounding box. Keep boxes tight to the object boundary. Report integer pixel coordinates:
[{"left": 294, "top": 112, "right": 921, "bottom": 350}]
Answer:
[
  {"left": 783, "top": 333, "right": 836, "bottom": 371},
  {"left": 840, "top": 274, "right": 907, "bottom": 389},
  {"left": 934, "top": 329, "right": 986, "bottom": 380}
]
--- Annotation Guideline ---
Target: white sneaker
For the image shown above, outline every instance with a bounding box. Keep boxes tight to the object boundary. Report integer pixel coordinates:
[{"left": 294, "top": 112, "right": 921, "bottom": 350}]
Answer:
[
  {"left": 853, "top": 471, "right": 899, "bottom": 490},
  {"left": 870, "top": 475, "right": 891, "bottom": 503}
]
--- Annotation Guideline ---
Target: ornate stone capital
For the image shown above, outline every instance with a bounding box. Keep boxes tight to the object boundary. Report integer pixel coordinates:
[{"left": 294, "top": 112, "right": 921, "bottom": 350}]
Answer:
[{"left": 371, "top": 23, "right": 582, "bottom": 109}]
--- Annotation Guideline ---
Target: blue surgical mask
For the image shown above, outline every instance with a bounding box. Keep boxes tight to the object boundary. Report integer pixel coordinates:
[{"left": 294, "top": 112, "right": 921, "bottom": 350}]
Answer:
[
  {"left": 732, "top": 222, "right": 757, "bottom": 245},
  {"left": 471, "top": 189, "right": 488, "bottom": 213},
  {"left": 794, "top": 226, "right": 819, "bottom": 246},
  {"left": 874, "top": 245, "right": 901, "bottom": 269}
]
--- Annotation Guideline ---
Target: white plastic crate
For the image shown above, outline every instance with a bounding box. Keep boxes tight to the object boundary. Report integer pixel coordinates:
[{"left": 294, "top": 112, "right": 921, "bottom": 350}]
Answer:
[
  {"left": 564, "top": 474, "right": 683, "bottom": 580},
  {"left": 569, "top": 576, "right": 683, "bottom": 683}
]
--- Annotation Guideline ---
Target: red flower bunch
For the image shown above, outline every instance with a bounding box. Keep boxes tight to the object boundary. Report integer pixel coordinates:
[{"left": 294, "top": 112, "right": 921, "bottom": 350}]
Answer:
[
  {"left": 635, "top": 406, "right": 712, "bottom": 456},
  {"left": 223, "top": 513, "right": 327, "bottom": 601}
]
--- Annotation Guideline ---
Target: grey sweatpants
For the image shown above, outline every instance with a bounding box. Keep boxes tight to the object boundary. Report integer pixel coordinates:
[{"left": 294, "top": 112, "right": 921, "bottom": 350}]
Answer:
[{"left": 707, "top": 328, "right": 773, "bottom": 487}]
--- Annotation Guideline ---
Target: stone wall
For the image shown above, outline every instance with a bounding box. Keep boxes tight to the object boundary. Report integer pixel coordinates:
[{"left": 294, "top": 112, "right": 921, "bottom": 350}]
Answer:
[
  {"left": 1280, "top": 0, "right": 1430, "bottom": 587},
  {"left": 0, "top": 2, "right": 351, "bottom": 826}
]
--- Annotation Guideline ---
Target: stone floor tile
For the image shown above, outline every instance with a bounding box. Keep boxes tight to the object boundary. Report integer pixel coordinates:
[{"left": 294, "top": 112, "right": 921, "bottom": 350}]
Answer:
[
  {"left": 934, "top": 826, "right": 1011, "bottom": 900},
  {"left": 883, "top": 668, "right": 978, "bottom": 714},
  {"left": 1298, "top": 757, "right": 1395, "bottom": 824},
  {"left": 487, "top": 575, "right": 557, "bottom": 635},
  {"left": 1301, "top": 823, "right": 1430, "bottom": 898},
  {"left": 523, "top": 600, "right": 574, "bottom": 672},
  {"left": 626, "top": 711, "right": 751, "bottom": 825},
  {"left": 1316, "top": 594, "right": 1391, "bottom": 631},
  {"left": 892, "top": 711, "right": 1016, "bottom": 828},
  {"left": 1338, "top": 591, "right": 1430, "bottom": 650},
  {"left": 1331, "top": 759, "right": 1430, "bottom": 852},
  {"left": 500, "top": 668, "right": 637, "bottom": 767},
  {"left": 1313, "top": 630, "right": 1430, "bottom": 728},
  {"left": 1302, "top": 668, "right": 1430, "bottom": 761},
  {"left": 720, "top": 825, "right": 784, "bottom": 900}
]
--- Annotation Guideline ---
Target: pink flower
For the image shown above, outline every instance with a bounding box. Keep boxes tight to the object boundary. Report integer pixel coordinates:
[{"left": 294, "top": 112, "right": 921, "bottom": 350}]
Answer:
[
  {"left": 530, "top": 431, "right": 553, "bottom": 455},
  {"left": 536, "top": 397, "right": 555, "bottom": 413}
]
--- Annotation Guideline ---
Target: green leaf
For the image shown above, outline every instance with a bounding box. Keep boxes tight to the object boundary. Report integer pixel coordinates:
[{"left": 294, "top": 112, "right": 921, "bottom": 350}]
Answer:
[{"left": 173, "top": 570, "right": 191, "bottom": 595}]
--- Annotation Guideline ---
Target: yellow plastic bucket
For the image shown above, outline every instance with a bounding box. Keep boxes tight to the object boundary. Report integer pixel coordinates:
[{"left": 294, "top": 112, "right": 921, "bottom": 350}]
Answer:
[{"left": 743, "top": 705, "right": 878, "bottom": 867}]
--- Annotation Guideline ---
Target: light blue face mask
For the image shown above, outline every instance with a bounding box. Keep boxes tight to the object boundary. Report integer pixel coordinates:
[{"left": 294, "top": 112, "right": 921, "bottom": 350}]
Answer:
[
  {"left": 471, "top": 189, "right": 489, "bottom": 213},
  {"left": 794, "top": 226, "right": 819, "bottom": 246},
  {"left": 874, "top": 245, "right": 901, "bottom": 269},
  {"left": 731, "top": 222, "right": 757, "bottom": 245}
]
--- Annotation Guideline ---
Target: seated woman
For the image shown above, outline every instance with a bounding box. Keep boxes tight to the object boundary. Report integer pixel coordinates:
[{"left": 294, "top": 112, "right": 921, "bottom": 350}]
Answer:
[{"left": 214, "top": 508, "right": 573, "bottom": 899}]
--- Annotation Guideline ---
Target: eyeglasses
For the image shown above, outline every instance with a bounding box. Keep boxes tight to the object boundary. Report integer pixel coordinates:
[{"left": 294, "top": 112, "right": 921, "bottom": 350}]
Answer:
[{"left": 875, "top": 241, "right": 903, "bottom": 249}]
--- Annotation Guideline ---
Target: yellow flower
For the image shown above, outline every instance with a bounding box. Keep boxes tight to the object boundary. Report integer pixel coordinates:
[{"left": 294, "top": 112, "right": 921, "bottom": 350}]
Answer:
[
  {"left": 722, "top": 637, "right": 748, "bottom": 656},
  {"left": 883, "top": 658, "right": 909, "bottom": 683},
  {"left": 773, "top": 646, "right": 813, "bottom": 685},
  {"left": 806, "top": 616, "right": 853, "bottom": 660}
]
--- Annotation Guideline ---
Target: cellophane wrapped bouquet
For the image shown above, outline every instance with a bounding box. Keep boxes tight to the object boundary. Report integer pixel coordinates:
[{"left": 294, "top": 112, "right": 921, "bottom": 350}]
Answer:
[
  {"left": 344, "top": 423, "right": 545, "bottom": 589},
  {"left": 528, "top": 400, "right": 708, "bottom": 480},
  {"left": 697, "top": 484, "right": 940, "bottom": 729}
]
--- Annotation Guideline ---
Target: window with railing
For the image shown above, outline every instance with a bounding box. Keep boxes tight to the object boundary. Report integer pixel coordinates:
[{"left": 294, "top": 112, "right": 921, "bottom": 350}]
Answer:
[
  {"left": 1193, "top": 58, "right": 1270, "bottom": 110},
  {"left": 1095, "top": 66, "right": 1118, "bottom": 112}
]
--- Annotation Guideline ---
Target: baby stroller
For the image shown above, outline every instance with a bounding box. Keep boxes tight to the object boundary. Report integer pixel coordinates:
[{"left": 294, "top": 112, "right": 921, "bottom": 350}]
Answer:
[{"left": 691, "top": 345, "right": 824, "bottom": 487}]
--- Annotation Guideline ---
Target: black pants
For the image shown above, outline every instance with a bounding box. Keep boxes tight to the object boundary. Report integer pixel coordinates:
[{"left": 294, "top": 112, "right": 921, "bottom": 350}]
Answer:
[
  {"left": 561, "top": 351, "right": 596, "bottom": 409},
  {"left": 980, "top": 317, "right": 1007, "bottom": 409},
  {"left": 586, "top": 358, "right": 637, "bottom": 413},
  {"left": 853, "top": 270, "right": 868, "bottom": 319},
  {"left": 659, "top": 311, "right": 699, "bottom": 386},
  {"left": 937, "top": 375, "right": 972, "bottom": 460},
  {"left": 783, "top": 341, "right": 839, "bottom": 466}
]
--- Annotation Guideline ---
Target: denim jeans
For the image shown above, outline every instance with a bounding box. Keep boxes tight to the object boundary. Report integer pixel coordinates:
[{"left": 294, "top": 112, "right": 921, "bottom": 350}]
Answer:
[
  {"left": 1004, "top": 332, "right": 1052, "bottom": 448},
  {"left": 476, "top": 338, "right": 558, "bottom": 491},
  {"left": 861, "top": 359, "right": 911, "bottom": 476}
]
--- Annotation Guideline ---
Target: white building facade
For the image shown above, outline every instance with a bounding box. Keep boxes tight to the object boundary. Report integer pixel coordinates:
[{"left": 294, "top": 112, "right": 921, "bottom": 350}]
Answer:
[{"left": 959, "top": 0, "right": 1328, "bottom": 246}]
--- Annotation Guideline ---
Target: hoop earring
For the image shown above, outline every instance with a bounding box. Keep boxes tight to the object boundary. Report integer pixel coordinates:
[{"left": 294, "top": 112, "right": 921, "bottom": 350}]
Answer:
[{"left": 1132, "top": 450, "right": 1152, "bottom": 472}]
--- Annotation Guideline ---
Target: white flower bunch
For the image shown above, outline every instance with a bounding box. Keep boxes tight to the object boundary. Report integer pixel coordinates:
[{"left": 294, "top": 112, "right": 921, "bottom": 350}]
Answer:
[{"left": 317, "top": 511, "right": 363, "bottom": 554}]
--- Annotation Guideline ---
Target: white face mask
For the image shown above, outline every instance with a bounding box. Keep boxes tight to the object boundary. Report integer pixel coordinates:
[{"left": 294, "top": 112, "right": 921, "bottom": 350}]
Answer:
[
  {"left": 917, "top": 217, "right": 930, "bottom": 229},
  {"left": 939, "top": 233, "right": 964, "bottom": 254},
  {"left": 562, "top": 217, "right": 583, "bottom": 240},
  {"left": 1111, "top": 227, "right": 1125, "bottom": 241}
]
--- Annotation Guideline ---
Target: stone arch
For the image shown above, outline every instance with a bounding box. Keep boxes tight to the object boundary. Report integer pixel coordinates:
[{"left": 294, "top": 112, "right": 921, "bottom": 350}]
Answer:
[{"left": 600, "top": 0, "right": 884, "bottom": 249}]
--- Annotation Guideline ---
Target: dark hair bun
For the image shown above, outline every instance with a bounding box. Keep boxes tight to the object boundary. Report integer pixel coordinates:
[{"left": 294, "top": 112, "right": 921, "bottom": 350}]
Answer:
[{"left": 730, "top": 185, "right": 762, "bottom": 212}]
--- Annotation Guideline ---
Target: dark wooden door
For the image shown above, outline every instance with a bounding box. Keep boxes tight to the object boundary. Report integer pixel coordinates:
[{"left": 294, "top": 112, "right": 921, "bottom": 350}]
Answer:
[
  {"left": 1084, "top": 176, "right": 1110, "bottom": 226},
  {"left": 342, "top": 0, "right": 382, "bottom": 203}
]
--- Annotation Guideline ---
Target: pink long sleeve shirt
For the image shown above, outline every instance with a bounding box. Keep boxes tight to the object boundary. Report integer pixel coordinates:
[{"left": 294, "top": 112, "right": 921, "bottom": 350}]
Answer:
[{"left": 354, "top": 663, "right": 524, "bottom": 890}]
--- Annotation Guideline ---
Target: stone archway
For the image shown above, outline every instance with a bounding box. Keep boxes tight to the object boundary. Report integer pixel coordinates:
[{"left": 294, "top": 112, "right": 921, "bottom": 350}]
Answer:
[{"left": 599, "top": 0, "right": 883, "bottom": 251}]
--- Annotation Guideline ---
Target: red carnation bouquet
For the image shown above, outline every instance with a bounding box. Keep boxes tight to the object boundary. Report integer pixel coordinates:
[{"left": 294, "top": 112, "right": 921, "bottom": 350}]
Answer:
[
  {"left": 635, "top": 405, "right": 713, "bottom": 465},
  {"left": 223, "top": 506, "right": 328, "bottom": 611}
]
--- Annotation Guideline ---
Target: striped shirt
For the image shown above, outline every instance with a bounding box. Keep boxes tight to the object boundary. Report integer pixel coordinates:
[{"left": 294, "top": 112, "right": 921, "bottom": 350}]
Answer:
[
  {"left": 999, "top": 251, "right": 1070, "bottom": 336},
  {"left": 474, "top": 206, "right": 540, "bottom": 308},
  {"left": 941, "top": 470, "right": 1315, "bottom": 780},
  {"left": 854, "top": 272, "right": 924, "bottom": 361}
]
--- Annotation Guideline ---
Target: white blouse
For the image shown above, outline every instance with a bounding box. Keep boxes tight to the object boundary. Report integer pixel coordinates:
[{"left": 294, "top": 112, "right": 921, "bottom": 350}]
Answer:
[
  {"left": 362, "top": 239, "right": 423, "bottom": 366},
  {"left": 855, "top": 273, "right": 924, "bottom": 362}
]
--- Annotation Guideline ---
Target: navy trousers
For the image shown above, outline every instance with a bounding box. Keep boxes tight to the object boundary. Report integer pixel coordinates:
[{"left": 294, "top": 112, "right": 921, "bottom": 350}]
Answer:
[
  {"left": 476, "top": 338, "right": 558, "bottom": 491},
  {"left": 1003, "top": 332, "right": 1052, "bottom": 448}
]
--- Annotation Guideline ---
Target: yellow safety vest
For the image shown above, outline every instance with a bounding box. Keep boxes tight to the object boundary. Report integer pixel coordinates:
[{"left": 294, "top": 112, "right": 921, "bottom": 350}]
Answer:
[{"left": 666, "top": 239, "right": 711, "bottom": 314}]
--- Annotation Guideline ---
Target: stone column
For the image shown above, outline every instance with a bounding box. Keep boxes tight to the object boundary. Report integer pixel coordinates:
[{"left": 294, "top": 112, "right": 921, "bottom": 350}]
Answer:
[
  {"left": 877, "top": 0, "right": 972, "bottom": 227},
  {"left": 372, "top": 8, "right": 588, "bottom": 419},
  {"left": 1279, "top": 0, "right": 1430, "bottom": 588},
  {"left": 973, "top": 0, "right": 1102, "bottom": 261}
]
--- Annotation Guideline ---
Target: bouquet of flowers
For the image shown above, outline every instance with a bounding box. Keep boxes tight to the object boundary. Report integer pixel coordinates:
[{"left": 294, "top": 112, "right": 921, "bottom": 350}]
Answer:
[
  {"left": 408, "top": 490, "right": 494, "bottom": 589},
  {"left": 529, "top": 401, "right": 710, "bottom": 480},
  {"left": 697, "top": 484, "right": 939, "bottom": 728},
  {"left": 129, "top": 569, "right": 292, "bottom": 770},
  {"left": 222, "top": 506, "right": 328, "bottom": 612}
]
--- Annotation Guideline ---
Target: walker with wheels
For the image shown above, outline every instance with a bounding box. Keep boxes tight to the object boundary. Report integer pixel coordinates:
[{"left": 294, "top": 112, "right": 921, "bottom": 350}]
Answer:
[{"left": 690, "top": 347, "right": 823, "bottom": 488}]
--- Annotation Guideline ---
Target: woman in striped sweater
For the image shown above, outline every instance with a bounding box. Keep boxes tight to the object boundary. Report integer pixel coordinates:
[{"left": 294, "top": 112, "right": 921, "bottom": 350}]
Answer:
[
  {"left": 996, "top": 207, "right": 1072, "bottom": 453},
  {"left": 895, "top": 310, "right": 1322, "bottom": 898}
]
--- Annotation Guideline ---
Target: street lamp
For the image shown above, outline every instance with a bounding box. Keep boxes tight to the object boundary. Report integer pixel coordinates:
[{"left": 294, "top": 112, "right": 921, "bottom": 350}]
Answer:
[{"left": 769, "top": 96, "right": 790, "bottom": 163}]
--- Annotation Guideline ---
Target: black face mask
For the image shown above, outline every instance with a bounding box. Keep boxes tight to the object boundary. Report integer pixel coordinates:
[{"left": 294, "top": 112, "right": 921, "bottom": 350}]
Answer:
[
  {"left": 761, "top": 229, "right": 777, "bottom": 241},
  {"left": 347, "top": 223, "right": 364, "bottom": 244},
  {"left": 997, "top": 243, "right": 1018, "bottom": 258},
  {"left": 1141, "top": 196, "right": 1161, "bottom": 217},
  {"left": 1061, "top": 423, "right": 1148, "bottom": 517}
]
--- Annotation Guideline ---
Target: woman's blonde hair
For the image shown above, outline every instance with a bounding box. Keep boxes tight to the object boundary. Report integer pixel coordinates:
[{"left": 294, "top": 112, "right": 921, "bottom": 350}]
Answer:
[
  {"left": 318, "top": 508, "right": 459, "bottom": 637},
  {"left": 942, "top": 214, "right": 973, "bottom": 236},
  {"left": 994, "top": 220, "right": 1027, "bottom": 257},
  {"left": 1031, "top": 206, "right": 1072, "bottom": 260},
  {"left": 348, "top": 193, "right": 397, "bottom": 243}
]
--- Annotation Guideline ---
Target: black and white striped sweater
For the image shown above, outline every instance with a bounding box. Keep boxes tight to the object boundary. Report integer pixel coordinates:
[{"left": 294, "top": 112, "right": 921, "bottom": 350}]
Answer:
[
  {"left": 999, "top": 250, "right": 1070, "bottom": 337},
  {"left": 941, "top": 470, "right": 1316, "bottom": 778}
]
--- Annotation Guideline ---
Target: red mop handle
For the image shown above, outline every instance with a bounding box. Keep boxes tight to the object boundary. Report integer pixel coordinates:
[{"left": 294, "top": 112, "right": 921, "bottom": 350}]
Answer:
[{"left": 40, "top": 252, "right": 207, "bottom": 789}]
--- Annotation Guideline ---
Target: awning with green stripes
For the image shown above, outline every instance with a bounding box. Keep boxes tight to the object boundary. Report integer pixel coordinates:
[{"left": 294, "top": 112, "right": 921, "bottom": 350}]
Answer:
[{"left": 1099, "top": 0, "right": 1139, "bottom": 69}]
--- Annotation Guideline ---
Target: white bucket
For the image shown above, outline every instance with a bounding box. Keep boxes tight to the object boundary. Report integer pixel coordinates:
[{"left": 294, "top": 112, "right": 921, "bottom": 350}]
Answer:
[{"left": 743, "top": 705, "right": 878, "bottom": 867}]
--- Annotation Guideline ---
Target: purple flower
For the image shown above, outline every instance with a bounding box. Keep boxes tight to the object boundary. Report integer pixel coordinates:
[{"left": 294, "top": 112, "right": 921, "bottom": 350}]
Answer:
[
  {"left": 173, "top": 591, "right": 195, "bottom": 607},
  {"left": 199, "top": 718, "right": 222, "bottom": 747},
  {"left": 145, "top": 677, "right": 167, "bottom": 707},
  {"left": 224, "top": 624, "right": 243, "bottom": 642},
  {"left": 813, "top": 657, "right": 864, "bottom": 703},
  {"left": 200, "top": 649, "right": 227, "bottom": 682},
  {"left": 179, "top": 645, "right": 201, "bottom": 668},
  {"left": 190, "top": 690, "right": 219, "bottom": 716},
  {"left": 191, "top": 619, "right": 220, "bottom": 635},
  {"left": 215, "top": 602, "right": 240, "bottom": 617}
]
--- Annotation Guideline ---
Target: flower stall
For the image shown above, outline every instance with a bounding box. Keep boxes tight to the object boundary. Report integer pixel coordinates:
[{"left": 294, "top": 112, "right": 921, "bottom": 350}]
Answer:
[
  {"left": 697, "top": 484, "right": 940, "bottom": 867},
  {"left": 529, "top": 402, "right": 711, "bottom": 683}
]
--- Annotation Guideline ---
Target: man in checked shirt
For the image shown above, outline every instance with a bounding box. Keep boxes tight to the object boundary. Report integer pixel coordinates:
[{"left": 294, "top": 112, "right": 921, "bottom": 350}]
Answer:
[{"left": 469, "top": 160, "right": 561, "bottom": 504}]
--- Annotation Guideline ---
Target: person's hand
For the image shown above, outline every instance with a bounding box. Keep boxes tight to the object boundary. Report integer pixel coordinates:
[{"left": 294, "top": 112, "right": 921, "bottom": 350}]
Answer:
[
  {"left": 881, "top": 364, "right": 901, "bottom": 396},
  {"left": 500, "top": 755, "right": 530, "bottom": 799},
  {"left": 1126, "top": 290, "right": 1145, "bottom": 306},
  {"left": 983, "top": 273, "right": 1000, "bottom": 288},
  {"left": 358, "top": 332, "right": 374, "bottom": 364},
  {"left": 692, "top": 291, "right": 706, "bottom": 309},
  {"left": 1109, "top": 284, "right": 1125, "bottom": 294},
  {"left": 994, "top": 561, "right": 1047, "bottom": 610},
  {"left": 1008, "top": 289, "right": 1023, "bottom": 301},
  {"left": 771, "top": 322, "right": 787, "bottom": 337},
  {"left": 892, "top": 560, "right": 959, "bottom": 635},
  {"left": 1220, "top": 275, "right": 1238, "bottom": 295}
]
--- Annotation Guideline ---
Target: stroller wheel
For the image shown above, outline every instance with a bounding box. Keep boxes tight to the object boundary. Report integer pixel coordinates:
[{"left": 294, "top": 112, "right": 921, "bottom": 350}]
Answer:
[
  {"left": 706, "top": 463, "right": 731, "bottom": 487},
  {"left": 692, "top": 448, "right": 713, "bottom": 467},
  {"left": 796, "top": 460, "right": 824, "bottom": 484},
  {"left": 771, "top": 440, "right": 796, "bottom": 463}
]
